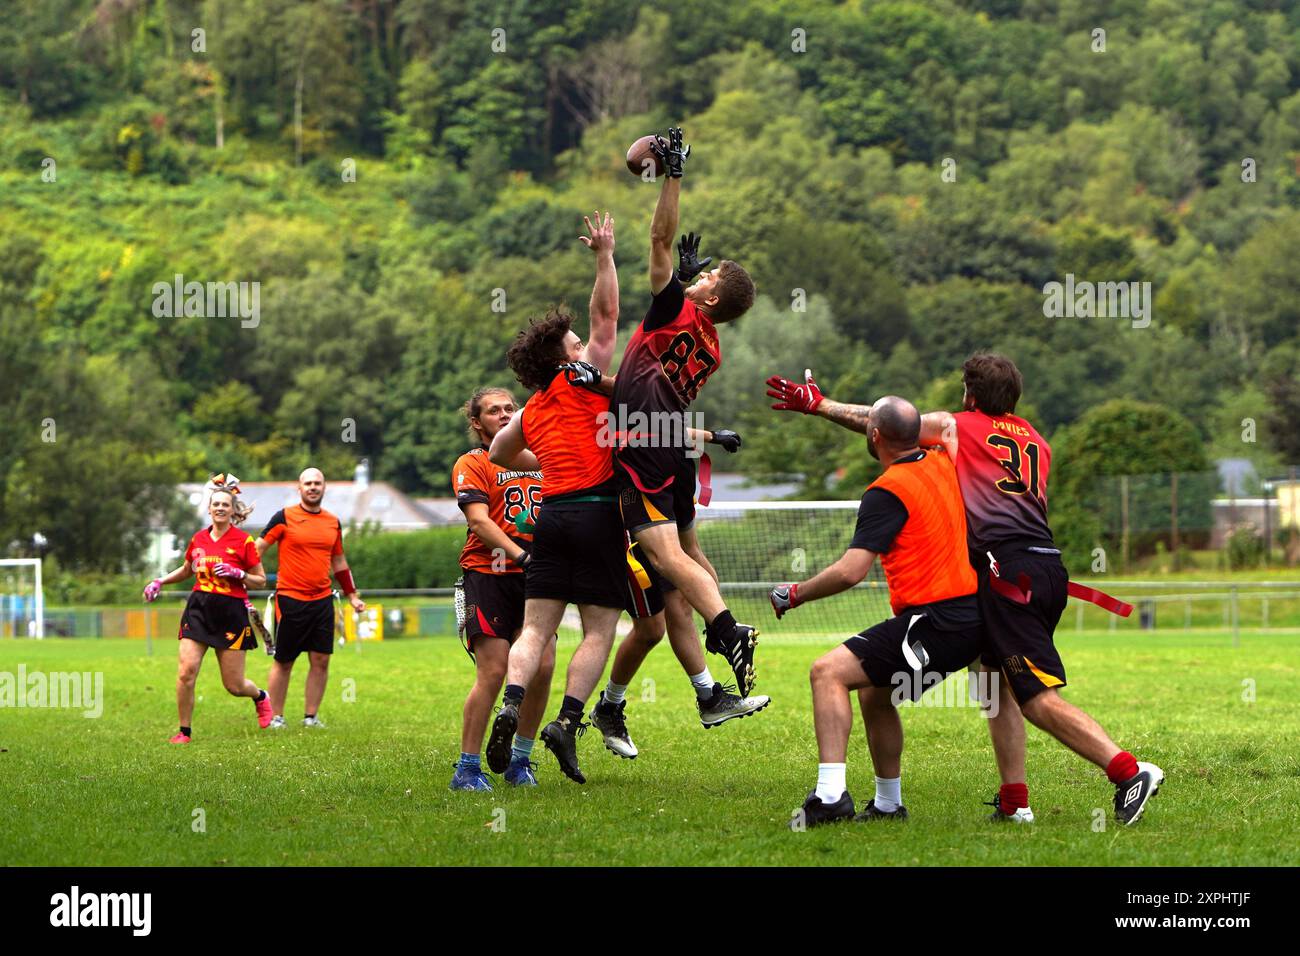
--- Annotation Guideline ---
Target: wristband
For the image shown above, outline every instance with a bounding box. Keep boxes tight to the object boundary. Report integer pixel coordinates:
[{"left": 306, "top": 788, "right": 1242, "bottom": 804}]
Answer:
[{"left": 336, "top": 568, "right": 357, "bottom": 594}]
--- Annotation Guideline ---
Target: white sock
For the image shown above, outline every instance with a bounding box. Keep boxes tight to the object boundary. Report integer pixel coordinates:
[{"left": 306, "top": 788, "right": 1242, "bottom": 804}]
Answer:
[
  {"left": 689, "top": 668, "right": 715, "bottom": 700},
  {"left": 815, "top": 763, "right": 847, "bottom": 804},
  {"left": 874, "top": 776, "right": 902, "bottom": 812},
  {"left": 603, "top": 681, "right": 628, "bottom": 706}
]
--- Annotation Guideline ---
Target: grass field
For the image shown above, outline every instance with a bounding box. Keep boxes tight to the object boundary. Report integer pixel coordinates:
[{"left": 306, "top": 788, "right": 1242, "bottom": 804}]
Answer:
[{"left": 2, "top": 630, "right": 1298, "bottom": 866}]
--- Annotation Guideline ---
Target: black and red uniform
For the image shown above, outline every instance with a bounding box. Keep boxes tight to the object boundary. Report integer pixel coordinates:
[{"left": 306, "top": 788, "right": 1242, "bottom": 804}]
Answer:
[
  {"left": 178, "top": 525, "right": 260, "bottom": 651},
  {"left": 611, "top": 275, "right": 721, "bottom": 533},
  {"left": 453, "top": 444, "right": 543, "bottom": 648},
  {"left": 952, "top": 409, "right": 1068, "bottom": 703}
]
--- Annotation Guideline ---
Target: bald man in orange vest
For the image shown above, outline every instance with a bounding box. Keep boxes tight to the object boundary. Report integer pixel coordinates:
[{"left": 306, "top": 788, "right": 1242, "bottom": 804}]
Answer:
[{"left": 769, "top": 396, "right": 985, "bottom": 828}]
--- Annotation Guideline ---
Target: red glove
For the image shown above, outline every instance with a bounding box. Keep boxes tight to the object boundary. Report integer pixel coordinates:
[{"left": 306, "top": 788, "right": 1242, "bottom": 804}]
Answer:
[
  {"left": 770, "top": 583, "right": 801, "bottom": 619},
  {"left": 766, "top": 368, "right": 824, "bottom": 414}
]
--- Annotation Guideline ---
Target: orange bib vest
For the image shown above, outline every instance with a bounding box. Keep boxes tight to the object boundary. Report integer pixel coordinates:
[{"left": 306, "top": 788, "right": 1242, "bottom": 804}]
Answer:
[{"left": 868, "top": 449, "right": 977, "bottom": 615}]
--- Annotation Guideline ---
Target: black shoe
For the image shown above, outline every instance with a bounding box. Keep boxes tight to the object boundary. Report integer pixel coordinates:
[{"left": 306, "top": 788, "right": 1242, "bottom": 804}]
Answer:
[
  {"left": 705, "top": 623, "right": 758, "bottom": 697},
  {"left": 1114, "top": 762, "right": 1164, "bottom": 825},
  {"left": 590, "top": 698, "right": 638, "bottom": 758},
  {"left": 791, "top": 790, "right": 855, "bottom": 830},
  {"left": 853, "top": 799, "right": 909, "bottom": 822},
  {"left": 540, "top": 715, "right": 588, "bottom": 784},
  {"left": 697, "top": 682, "right": 771, "bottom": 728},
  {"left": 485, "top": 701, "right": 519, "bottom": 774}
]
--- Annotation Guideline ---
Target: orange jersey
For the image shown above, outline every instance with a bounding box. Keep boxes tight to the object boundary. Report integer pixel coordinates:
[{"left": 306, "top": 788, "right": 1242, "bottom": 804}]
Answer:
[
  {"left": 453, "top": 445, "right": 543, "bottom": 573},
  {"left": 185, "top": 525, "right": 260, "bottom": 600},
  {"left": 520, "top": 373, "right": 615, "bottom": 498},
  {"left": 868, "top": 449, "right": 977, "bottom": 614},
  {"left": 259, "top": 505, "right": 344, "bottom": 601}
]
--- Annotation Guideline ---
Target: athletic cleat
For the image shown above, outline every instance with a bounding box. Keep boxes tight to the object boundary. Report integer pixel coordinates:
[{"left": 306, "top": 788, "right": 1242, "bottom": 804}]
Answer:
[
  {"left": 698, "top": 682, "right": 771, "bottom": 728},
  {"left": 302, "top": 715, "right": 326, "bottom": 728},
  {"left": 268, "top": 715, "right": 286, "bottom": 730},
  {"left": 255, "top": 693, "right": 274, "bottom": 728},
  {"left": 853, "top": 799, "right": 909, "bottom": 822},
  {"left": 448, "top": 763, "right": 494, "bottom": 792},
  {"left": 485, "top": 702, "right": 519, "bottom": 774},
  {"left": 590, "top": 698, "right": 638, "bottom": 759},
  {"left": 791, "top": 790, "right": 855, "bottom": 829},
  {"left": 1114, "top": 761, "right": 1164, "bottom": 826},
  {"left": 540, "top": 715, "right": 588, "bottom": 784},
  {"left": 504, "top": 758, "right": 539, "bottom": 787},
  {"left": 706, "top": 623, "right": 759, "bottom": 696},
  {"left": 168, "top": 732, "right": 191, "bottom": 745},
  {"left": 985, "top": 793, "right": 1035, "bottom": 823}
]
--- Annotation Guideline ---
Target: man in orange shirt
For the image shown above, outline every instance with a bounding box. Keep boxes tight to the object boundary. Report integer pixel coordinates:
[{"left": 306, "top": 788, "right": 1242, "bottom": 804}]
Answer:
[
  {"left": 769, "top": 397, "right": 984, "bottom": 827},
  {"left": 256, "top": 468, "right": 366, "bottom": 729}
]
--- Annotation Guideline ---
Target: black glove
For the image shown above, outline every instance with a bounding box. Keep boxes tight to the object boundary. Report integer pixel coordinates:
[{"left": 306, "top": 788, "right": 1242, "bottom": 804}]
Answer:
[
  {"left": 676, "top": 232, "right": 712, "bottom": 283},
  {"left": 512, "top": 550, "right": 531, "bottom": 569},
  {"left": 559, "top": 361, "right": 602, "bottom": 390},
  {"left": 650, "top": 127, "right": 690, "bottom": 179},
  {"left": 708, "top": 429, "right": 742, "bottom": 453}
]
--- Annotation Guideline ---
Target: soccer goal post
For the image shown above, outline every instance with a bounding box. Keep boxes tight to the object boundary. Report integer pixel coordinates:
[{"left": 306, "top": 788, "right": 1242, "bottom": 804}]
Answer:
[
  {"left": 0, "top": 558, "right": 44, "bottom": 639},
  {"left": 693, "top": 501, "right": 890, "bottom": 644}
]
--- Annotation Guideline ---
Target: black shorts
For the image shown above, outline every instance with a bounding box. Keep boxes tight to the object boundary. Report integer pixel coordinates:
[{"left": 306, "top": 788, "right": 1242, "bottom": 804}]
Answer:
[
  {"left": 615, "top": 450, "right": 697, "bottom": 533},
  {"left": 179, "top": 591, "right": 256, "bottom": 652},
  {"left": 622, "top": 540, "right": 676, "bottom": 619},
  {"left": 843, "top": 613, "right": 983, "bottom": 702},
  {"left": 524, "top": 498, "right": 627, "bottom": 609},
  {"left": 273, "top": 594, "right": 335, "bottom": 663},
  {"left": 975, "top": 547, "right": 1070, "bottom": 704},
  {"left": 463, "top": 568, "right": 526, "bottom": 647}
]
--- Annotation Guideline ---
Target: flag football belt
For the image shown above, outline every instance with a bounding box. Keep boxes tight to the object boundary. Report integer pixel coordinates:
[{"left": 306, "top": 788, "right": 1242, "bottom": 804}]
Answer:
[
  {"left": 615, "top": 441, "right": 713, "bottom": 507},
  {"left": 985, "top": 551, "right": 1133, "bottom": 618},
  {"left": 625, "top": 542, "right": 652, "bottom": 590}
]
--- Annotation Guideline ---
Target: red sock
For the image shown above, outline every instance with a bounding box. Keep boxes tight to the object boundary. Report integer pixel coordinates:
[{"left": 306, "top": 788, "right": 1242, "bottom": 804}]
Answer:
[
  {"left": 999, "top": 782, "right": 1029, "bottom": 812},
  {"left": 1106, "top": 751, "right": 1138, "bottom": 784}
]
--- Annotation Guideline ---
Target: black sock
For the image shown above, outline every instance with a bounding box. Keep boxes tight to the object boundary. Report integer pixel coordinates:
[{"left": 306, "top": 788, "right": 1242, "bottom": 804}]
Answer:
[
  {"left": 180, "top": 726, "right": 191, "bottom": 737},
  {"left": 706, "top": 609, "right": 736, "bottom": 638},
  {"left": 503, "top": 684, "right": 525, "bottom": 705},
  {"left": 255, "top": 689, "right": 266, "bottom": 702},
  {"left": 560, "top": 695, "right": 585, "bottom": 720},
  {"left": 305, "top": 713, "right": 315, "bottom": 720}
]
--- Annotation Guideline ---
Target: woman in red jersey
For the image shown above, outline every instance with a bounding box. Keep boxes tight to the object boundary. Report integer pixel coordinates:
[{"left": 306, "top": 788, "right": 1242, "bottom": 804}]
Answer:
[{"left": 142, "top": 474, "right": 274, "bottom": 743}]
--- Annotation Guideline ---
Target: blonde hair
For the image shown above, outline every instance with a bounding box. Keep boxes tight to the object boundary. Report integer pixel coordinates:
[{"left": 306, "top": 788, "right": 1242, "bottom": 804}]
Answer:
[{"left": 202, "top": 473, "right": 255, "bottom": 526}]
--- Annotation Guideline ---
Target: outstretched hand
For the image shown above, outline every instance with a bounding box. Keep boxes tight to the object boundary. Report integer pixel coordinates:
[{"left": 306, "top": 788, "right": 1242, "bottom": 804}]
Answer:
[
  {"left": 579, "top": 210, "right": 615, "bottom": 254},
  {"left": 766, "top": 368, "right": 825, "bottom": 414}
]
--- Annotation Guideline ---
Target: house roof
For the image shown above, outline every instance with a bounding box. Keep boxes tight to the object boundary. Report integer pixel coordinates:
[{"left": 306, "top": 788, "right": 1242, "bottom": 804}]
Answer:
[{"left": 179, "top": 480, "right": 434, "bottom": 533}]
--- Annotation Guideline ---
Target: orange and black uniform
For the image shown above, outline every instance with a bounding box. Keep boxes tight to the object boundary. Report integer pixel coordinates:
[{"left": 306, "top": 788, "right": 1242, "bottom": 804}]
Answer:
[
  {"left": 179, "top": 525, "right": 260, "bottom": 651},
  {"left": 259, "top": 505, "right": 344, "bottom": 662},
  {"left": 611, "top": 275, "right": 721, "bottom": 533},
  {"left": 454, "top": 444, "right": 542, "bottom": 646},
  {"left": 518, "top": 370, "right": 626, "bottom": 608},
  {"left": 840, "top": 449, "right": 984, "bottom": 698}
]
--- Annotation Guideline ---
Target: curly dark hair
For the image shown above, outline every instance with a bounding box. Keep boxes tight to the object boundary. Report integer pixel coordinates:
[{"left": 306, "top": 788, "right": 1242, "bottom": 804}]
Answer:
[
  {"left": 506, "top": 308, "right": 573, "bottom": 392},
  {"left": 962, "top": 352, "right": 1023, "bottom": 416}
]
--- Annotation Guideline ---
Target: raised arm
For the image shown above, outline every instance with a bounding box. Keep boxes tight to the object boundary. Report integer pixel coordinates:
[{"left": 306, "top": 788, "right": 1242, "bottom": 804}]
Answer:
[
  {"left": 767, "top": 368, "right": 874, "bottom": 435},
  {"left": 919, "top": 411, "right": 959, "bottom": 460},
  {"left": 648, "top": 127, "right": 689, "bottom": 294},
  {"left": 579, "top": 211, "right": 618, "bottom": 372}
]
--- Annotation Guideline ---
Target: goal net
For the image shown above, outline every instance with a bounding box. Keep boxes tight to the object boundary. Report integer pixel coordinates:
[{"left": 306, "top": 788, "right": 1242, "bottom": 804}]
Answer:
[
  {"left": 0, "top": 558, "right": 44, "bottom": 639},
  {"left": 693, "top": 501, "right": 890, "bottom": 645}
]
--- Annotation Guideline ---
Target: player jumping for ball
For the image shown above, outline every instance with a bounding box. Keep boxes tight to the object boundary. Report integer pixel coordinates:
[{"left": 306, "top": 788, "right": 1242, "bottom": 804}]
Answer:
[
  {"left": 610, "top": 127, "right": 761, "bottom": 696},
  {"left": 484, "top": 211, "right": 626, "bottom": 784},
  {"left": 143, "top": 474, "right": 274, "bottom": 743},
  {"left": 449, "top": 386, "right": 555, "bottom": 790},
  {"left": 768, "top": 355, "right": 1164, "bottom": 826}
]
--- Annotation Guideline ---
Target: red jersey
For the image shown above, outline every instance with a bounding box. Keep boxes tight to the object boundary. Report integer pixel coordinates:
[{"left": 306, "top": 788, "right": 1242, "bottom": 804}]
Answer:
[
  {"left": 453, "top": 445, "right": 543, "bottom": 573},
  {"left": 952, "top": 410, "right": 1054, "bottom": 551},
  {"left": 520, "top": 372, "right": 615, "bottom": 498},
  {"left": 612, "top": 277, "right": 722, "bottom": 418},
  {"left": 185, "top": 525, "right": 260, "bottom": 600}
]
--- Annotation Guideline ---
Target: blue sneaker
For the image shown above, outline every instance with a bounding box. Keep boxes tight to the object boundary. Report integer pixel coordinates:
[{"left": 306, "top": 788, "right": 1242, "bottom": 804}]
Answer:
[
  {"left": 449, "top": 762, "right": 494, "bottom": 792},
  {"left": 504, "top": 758, "right": 539, "bottom": 787}
]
